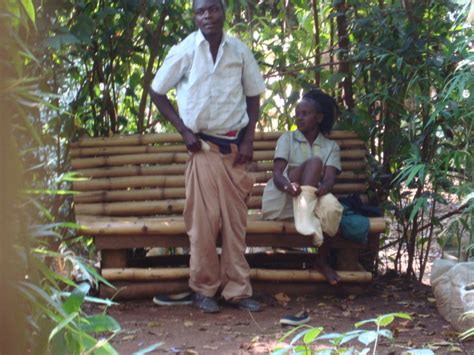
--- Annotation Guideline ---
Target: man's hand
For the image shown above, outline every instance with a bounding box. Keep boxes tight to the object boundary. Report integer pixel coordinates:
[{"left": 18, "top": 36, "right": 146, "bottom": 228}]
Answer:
[
  {"left": 182, "top": 129, "right": 202, "bottom": 153},
  {"left": 234, "top": 139, "right": 253, "bottom": 165}
]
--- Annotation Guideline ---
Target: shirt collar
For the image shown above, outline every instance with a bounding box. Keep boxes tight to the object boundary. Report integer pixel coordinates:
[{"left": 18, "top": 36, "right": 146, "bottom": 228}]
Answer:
[
  {"left": 196, "top": 29, "right": 228, "bottom": 47},
  {"left": 294, "top": 130, "right": 324, "bottom": 146}
]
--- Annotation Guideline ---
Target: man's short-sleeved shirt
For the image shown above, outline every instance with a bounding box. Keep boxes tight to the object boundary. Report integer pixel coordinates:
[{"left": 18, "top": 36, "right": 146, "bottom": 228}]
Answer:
[
  {"left": 274, "top": 130, "right": 341, "bottom": 172},
  {"left": 151, "top": 30, "right": 265, "bottom": 135}
]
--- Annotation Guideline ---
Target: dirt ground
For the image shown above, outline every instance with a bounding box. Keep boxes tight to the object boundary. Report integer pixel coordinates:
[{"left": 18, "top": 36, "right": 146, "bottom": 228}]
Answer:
[{"left": 96, "top": 274, "right": 473, "bottom": 354}]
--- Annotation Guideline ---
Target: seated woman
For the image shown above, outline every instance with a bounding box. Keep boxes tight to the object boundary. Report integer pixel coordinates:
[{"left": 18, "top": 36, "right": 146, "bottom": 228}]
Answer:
[{"left": 262, "top": 88, "right": 343, "bottom": 285}]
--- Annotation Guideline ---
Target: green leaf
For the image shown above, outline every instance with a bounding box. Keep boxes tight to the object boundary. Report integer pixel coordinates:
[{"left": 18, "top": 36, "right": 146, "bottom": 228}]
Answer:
[
  {"left": 48, "top": 312, "right": 78, "bottom": 342},
  {"left": 73, "top": 332, "right": 119, "bottom": 355},
  {"left": 409, "top": 197, "right": 427, "bottom": 222},
  {"left": 19, "top": 282, "right": 67, "bottom": 317},
  {"left": 392, "top": 312, "right": 412, "bottom": 320},
  {"left": 132, "top": 342, "right": 163, "bottom": 355},
  {"left": 63, "top": 283, "right": 90, "bottom": 314},
  {"left": 460, "top": 192, "right": 474, "bottom": 206},
  {"left": 20, "top": 0, "right": 35, "bottom": 24},
  {"left": 357, "top": 330, "right": 378, "bottom": 346},
  {"left": 277, "top": 324, "right": 311, "bottom": 342},
  {"left": 376, "top": 314, "right": 395, "bottom": 327},
  {"left": 293, "top": 345, "right": 310, "bottom": 354},
  {"left": 303, "top": 327, "right": 323, "bottom": 344},
  {"left": 325, "top": 72, "right": 346, "bottom": 88},
  {"left": 354, "top": 318, "right": 376, "bottom": 328},
  {"left": 339, "top": 331, "right": 363, "bottom": 345},
  {"left": 314, "top": 349, "right": 333, "bottom": 355},
  {"left": 405, "top": 164, "right": 424, "bottom": 186},
  {"left": 404, "top": 350, "right": 435, "bottom": 355},
  {"left": 79, "top": 315, "right": 121, "bottom": 333}
]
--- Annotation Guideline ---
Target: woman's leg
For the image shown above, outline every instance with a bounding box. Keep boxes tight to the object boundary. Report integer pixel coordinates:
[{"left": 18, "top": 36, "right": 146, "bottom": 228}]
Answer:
[
  {"left": 289, "top": 157, "right": 341, "bottom": 285},
  {"left": 314, "top": 245, "right": 341, "bottom": 285},
  {"left": 288, "top": 157, "right": 323, "bottom": 186}
]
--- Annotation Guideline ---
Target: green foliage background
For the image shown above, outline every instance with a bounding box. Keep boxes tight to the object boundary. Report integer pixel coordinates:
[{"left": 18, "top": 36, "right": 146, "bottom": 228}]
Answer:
[
  {"left": 39, "top": 0, "right": 472, "bottom": 272},
  {"left": 1, "top": 0, "right": 473, "bottom": 352}
]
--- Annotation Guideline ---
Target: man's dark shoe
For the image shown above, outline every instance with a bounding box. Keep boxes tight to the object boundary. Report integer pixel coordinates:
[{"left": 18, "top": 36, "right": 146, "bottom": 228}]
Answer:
[
  {"left": 234, "top": 298, "right": 262, "bottom": 312},
  {"left": 193, "top": 293, "right": 220, "bottom": 313}
]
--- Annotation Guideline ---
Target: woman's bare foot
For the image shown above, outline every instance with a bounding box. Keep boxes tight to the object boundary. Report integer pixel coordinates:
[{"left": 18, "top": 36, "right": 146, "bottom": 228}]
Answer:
[{"left": 315, "top": 255, "right": 341, "bottom": 285}]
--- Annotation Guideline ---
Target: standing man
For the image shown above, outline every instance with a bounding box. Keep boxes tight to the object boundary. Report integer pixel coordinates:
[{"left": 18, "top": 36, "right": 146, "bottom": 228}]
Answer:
[{"left": 150, "top": 0, "right": 265, "bottom": 313}]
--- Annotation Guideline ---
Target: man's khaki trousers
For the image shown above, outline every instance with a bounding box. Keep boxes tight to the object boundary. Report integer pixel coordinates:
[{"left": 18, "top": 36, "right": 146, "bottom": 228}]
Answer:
[{"left": 184, "top": 144, "right": 255, "bottom": 301}]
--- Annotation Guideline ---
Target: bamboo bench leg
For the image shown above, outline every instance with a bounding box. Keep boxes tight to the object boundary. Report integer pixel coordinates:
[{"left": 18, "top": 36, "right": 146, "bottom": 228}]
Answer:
[
  {"left": 336, "top": 249, "right": 363, "bottom": 271},
  {"left": 99, "top": 250, "right": 127, "bottom": 299},
  {"left": 101, "top": 250, "right": 127, "bottom": 268}
]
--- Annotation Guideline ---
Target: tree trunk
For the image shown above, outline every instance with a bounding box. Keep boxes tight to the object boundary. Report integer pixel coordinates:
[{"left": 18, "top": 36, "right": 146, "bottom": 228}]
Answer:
[
  {"left": 137, "top": 7, "right": 169, "bottom": 133},
  {"left": 311, "top": 0, "right": 321, "bottom": 86},
  {"left": 334, "top": 0, "right": 355, "bottom": 110}
]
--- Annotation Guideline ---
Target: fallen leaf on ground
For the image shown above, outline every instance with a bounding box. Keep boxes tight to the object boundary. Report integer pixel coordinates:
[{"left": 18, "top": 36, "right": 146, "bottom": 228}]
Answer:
[
  {"left": 274, "top": 293, "right": 291, "bottom": 306},
  {"left": 122, "top": 335, "right": 136, "bottom": 341},
  {"left": 397, "top": 301, "right": 410, "bottom": 306},
  {"left": 202, "top": 345, "right": 218, "bottom": 350},
  {"left": 431, "top": 340, "right": 455, "bottom": 346},
  {"left": 418, "top": 314, "right": 431, "bottom": 318},
  {"left": 441, "top": 330, "right": 458, "bottom": 337}
]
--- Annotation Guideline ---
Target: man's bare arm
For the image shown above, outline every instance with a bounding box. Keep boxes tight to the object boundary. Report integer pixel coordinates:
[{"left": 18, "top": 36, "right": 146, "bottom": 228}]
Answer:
[
  {"left": 150, "top": 90, "right": 201, "bottom": 153},
  {"left": 235, "top": 95, "right": 260, "bottom": 165}
]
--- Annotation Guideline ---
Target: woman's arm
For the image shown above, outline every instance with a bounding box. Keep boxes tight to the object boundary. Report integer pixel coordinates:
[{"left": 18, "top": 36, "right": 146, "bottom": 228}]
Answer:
[{"left": 273, "top": 158, "right": 300, "bottom": 196}]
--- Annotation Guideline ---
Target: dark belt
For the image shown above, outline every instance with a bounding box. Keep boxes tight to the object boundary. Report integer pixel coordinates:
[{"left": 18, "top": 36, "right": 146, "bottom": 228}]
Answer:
[{"left": 198, "top": 129, "right": 245, "bottom": 154}]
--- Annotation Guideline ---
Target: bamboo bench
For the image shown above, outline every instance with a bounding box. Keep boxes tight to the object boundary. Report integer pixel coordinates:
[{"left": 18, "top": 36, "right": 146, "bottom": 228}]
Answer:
[{"left": 71, "top": 131, "right": 386, "bottom": 299}]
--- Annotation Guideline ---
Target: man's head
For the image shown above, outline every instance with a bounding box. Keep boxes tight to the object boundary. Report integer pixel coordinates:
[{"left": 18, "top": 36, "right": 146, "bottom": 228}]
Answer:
[{"left": 193, "top": 0, "right": 225, "bottom": 38}]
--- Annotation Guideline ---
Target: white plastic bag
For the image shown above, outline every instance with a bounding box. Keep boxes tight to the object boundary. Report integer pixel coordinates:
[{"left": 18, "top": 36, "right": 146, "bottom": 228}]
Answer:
[{"left": 431, "top": 260, "right": 474, "bottom": 331}]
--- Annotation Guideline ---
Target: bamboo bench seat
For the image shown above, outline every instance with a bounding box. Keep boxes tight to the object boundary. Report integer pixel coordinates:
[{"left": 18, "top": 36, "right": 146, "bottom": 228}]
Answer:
[{"left": 71, "top": 130, "right": 386, "bottom": 299}]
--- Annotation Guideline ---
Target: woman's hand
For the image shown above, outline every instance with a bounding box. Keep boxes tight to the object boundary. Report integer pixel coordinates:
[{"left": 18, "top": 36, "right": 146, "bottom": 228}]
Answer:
[
  {"left": 316, "top": 185, "right": 329, "bottom": 197},
  {"left": 284, "top": 182, "right": 301, "bottom": 197}
]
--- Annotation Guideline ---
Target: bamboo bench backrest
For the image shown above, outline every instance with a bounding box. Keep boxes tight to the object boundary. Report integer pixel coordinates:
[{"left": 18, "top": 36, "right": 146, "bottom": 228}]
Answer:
[{"left": 71, "top": 131, "right": 368, "bottom": 218}]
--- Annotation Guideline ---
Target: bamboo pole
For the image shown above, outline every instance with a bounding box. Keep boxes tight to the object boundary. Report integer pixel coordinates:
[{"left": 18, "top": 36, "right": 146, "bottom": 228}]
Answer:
[
  {"left": 71, "top": 139, "right": 366, "bottom": 158},
  {"left": 77, "top": 216, "right": 387, "bottom": 235},
  {"left": 101, "top": 267, "right": 372, "bottom": 283},
  {"left": 74, "top": 186, "right": 369, "bottom": 204},
  {"left": 71, "top": 140, "right": 281, "bottom": 158},
  {"left": 72, "top": 175, "right": 364, "bottom": 192},
  {"left": 74, "top": 160, "right": 366, "bottom": 179},
  {"left": 74, "top": 184, "right": 367, "bottom": 215},
  {"left": 73, "top": 171, "right": 367, "bottom": 203},
  {"left": 71, "top": 130, "right": 360, "bottom": 148},
  {"left": 71, "top": 149, "right": 366, "bottom": 169},
  {"left": 74, "top": 196, "right": 262, "bottom": 216},
  {"left": 71, "top": 152, "right": 188, "bottom": 169},
  {"left": 74, "top": 187, "right": 186, "bottom": 203},
  {"left": 75, "top": 164, "right": 189, "bottom": 178},
  {"left": 72, "top": 172, "right": 274, "bottom": 191}
]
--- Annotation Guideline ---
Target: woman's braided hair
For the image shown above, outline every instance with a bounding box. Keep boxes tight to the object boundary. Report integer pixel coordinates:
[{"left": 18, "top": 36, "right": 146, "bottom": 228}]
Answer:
[{"left": 302, "top": 89, "right": 339, "bottom": 135}]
